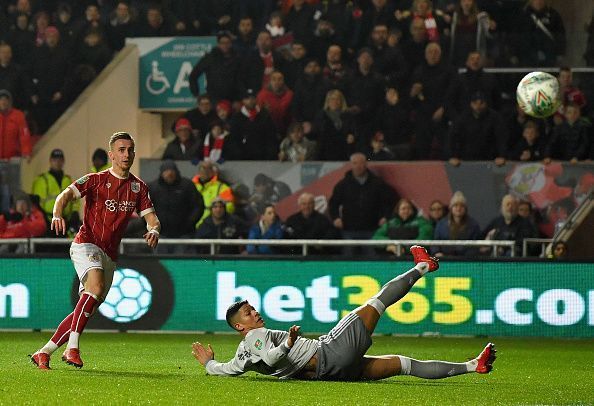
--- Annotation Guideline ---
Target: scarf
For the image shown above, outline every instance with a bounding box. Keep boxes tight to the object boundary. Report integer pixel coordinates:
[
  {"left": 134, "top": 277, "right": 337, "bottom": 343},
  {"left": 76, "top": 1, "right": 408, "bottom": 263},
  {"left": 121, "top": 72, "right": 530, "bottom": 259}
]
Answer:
[
  {"left": 416, "top": 13, "right": 439, "bottom": 42},
  {"left": 241, "top": 105, "right": 260, "bottom": 121},
  {"left": 203, "top": 131, "right": 228, "bottom": 162},
  {"left": 261, "top": 52, "right": 274, "bottom": 88},
  {"left": 325, "top": 110, "right": 342, "bottom": 130}
]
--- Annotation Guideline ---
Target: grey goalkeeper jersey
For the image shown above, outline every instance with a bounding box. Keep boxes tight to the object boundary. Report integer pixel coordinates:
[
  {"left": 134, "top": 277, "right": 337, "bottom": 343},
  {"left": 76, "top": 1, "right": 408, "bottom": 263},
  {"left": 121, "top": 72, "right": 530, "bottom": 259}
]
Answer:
[{"left": 205, "top": 327, "right": 319, "bottom": 379}]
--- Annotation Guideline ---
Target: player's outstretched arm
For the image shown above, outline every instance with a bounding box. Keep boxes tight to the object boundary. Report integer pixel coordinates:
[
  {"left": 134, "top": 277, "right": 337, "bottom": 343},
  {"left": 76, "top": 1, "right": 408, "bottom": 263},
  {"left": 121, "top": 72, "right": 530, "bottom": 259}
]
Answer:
[
  {"left": 287, "top": 325, "right": 300, "bottom": 348},
  {"left": 192, "top": 341, "right": 214, "bottom": 366},
  {"left": 143, "top": 212, "right": 161, "bottom": 248},
  {"left": 51, "top": 187, "right": 76, "bottom": 235}
]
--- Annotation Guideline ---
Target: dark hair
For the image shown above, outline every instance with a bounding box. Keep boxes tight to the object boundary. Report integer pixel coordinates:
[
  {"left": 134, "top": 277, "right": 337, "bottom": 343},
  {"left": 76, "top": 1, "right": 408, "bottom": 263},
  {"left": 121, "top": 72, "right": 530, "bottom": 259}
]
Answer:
[
  {"left": 109, "top": 131, "right": 135, "bottom": 149},
  {"left": 225, "top": 300, "right": 248, "bottom": 330}
]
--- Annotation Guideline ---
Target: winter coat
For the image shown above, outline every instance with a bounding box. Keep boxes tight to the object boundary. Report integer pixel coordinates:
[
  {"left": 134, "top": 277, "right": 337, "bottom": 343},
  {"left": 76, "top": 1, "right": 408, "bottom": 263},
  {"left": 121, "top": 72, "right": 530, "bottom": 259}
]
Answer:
[{"left": 0, "top": 108, "right": 31, "bottom": 159}]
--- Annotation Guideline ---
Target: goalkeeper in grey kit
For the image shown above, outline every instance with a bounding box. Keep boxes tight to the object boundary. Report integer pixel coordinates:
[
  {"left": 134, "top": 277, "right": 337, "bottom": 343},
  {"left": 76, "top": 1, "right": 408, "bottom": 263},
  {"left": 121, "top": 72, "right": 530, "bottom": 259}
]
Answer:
[{"left": 192, "top": 246, "right": 496, "bottom": 381}]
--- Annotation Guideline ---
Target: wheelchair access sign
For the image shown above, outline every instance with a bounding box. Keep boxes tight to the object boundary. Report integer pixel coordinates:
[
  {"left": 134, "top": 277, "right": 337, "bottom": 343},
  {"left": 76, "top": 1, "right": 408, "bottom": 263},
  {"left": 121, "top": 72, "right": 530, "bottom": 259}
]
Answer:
[{"left": 127, "top": 37, "right": 216, "bottom": 110}]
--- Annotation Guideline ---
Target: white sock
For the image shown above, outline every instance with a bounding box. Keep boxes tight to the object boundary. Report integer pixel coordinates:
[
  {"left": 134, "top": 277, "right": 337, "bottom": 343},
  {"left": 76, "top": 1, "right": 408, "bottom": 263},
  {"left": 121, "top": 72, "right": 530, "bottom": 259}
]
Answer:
[
  {"left": 466, "top": 358, "right": 478, "bottom": 372},
  {"left": 39, "top": 341, "right": 58, "bottom": 355},
  {"left": 414, "top": 262, "right": 429, "bottom": 276},
  {"left": 67, "top": 332, "right": 80, "bottom": 349}
]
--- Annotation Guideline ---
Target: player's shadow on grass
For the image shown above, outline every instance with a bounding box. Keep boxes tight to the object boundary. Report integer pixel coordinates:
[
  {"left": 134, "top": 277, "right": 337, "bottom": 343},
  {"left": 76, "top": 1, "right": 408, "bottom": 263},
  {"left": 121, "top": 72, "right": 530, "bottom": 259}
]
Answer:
[{"left": 238, "top": 376, "right": 479, "bottom": 386}]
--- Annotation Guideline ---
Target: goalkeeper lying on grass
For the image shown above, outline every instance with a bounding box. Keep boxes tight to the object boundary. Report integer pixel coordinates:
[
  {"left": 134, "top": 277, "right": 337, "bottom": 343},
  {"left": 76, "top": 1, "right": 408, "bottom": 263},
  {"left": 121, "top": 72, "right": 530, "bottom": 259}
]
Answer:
[{"left": 192, "top": 246, "right": 496, "bottom": 381}]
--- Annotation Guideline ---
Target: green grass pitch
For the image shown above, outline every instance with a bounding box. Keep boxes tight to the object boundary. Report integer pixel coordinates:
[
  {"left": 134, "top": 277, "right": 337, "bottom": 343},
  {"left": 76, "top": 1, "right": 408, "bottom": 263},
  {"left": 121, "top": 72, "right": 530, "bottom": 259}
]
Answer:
[{"left": 1, "top": 332, "right": 592, "bottom": 405}]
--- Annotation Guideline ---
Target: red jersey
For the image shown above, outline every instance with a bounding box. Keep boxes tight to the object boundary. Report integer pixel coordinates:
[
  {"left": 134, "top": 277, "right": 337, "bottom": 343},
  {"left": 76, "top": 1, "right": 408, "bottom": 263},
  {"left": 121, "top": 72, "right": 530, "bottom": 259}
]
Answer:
[{"left": 70, "top": 169, "right": 154, "bottom": 261}]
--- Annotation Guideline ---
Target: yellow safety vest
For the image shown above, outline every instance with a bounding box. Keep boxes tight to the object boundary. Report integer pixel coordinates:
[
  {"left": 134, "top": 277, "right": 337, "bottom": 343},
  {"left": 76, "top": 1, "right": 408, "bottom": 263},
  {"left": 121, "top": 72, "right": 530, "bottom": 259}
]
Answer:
[{"left": 31, "top": 172, "right": 80, "bottom": 222}]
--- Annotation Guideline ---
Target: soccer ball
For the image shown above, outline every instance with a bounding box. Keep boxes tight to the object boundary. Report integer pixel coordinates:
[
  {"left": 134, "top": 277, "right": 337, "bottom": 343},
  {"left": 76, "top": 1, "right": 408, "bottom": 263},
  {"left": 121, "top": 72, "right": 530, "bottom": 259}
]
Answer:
[
  {"left": 99, "top": 268, "right": 152, "bottom": 323},
  {"left": 516, "top": 71, "right": 561, "bottom": 118}
]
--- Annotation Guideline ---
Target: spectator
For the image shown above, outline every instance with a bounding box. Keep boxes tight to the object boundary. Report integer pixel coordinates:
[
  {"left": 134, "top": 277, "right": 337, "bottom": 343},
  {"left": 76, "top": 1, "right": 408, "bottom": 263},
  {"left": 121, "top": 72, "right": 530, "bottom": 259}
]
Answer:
[
  {"left": 366, "top": 131, "right": 394, "bottom": 161},
  {"left": 106, "top": 1, "right": 138, "bottom": 51},
  {"left": 431, "top": 191, "right": 481, "bottom": 257},
  {"left": 400, "top": 18, "right": 429, "bottom": 75},
  {"left": 321, "top": 44, "right": 351, "bottom": 94},
  {"left": 0, "top": 89, "right": 31, "bottom": 160},
  {"left": 396, "top": 0, "right": 449, "bottom": 44},
  {"left": 0, "top": 190, "right": 46, "bottom": 238},
  {"left": 544, "top": 104, "right": 591, "bottom": 164},
  {"left": 181, "top": 94, "right": 218, "bottom": 140},
  {"left": 0, "top": 43, "right": 34, "bottom": 110},
  {"left": 278, "top": 121, "right": 317, "bottom": 162},
  {"left": 517, "top": 199, "right": 544, "bottom": 237},
  {"left": 90, "top": 148, "right": 109, "bottom": 172},
  {"left": 233, "top": 16, "right": 256, "bottom": 58},
  {"left": 31, "top": 148, "right": 80, "bottom": 232},
  {"left": 292, "top": 59, "right": 329, "bottom": 137},
  {"left": 196, "top": 196, "right": 249, "bottom": 254},
  {"left": 548, "top": 240, "right": 568, "bottom": 260},
  {"left": 448, "top": 0, "right": 496, "bottom": 67},
  {"left": 247, "top": 204, "right": 284, "bottom": 254},
  {"left": 506, "top": 102, "right": 549, "bottom": 150},
  {"left": 265, "top": 11, "right": 286, "bottom": 40},
  {"left": 428, "top": 199, "right": 448, "bottom": 227},
  {"left": 346, "top": 47, "right": 385, "bottom": 137},
  {"left": 514, "top": 0, "right": 565, "bottom": 67},
  {"left": 508, "top": 121, "right": 546, "bottom": 162},
  {"left": 373, "top": 86, "right": 412, "bottom": 160},
  {"left": 241, "top": 30, "right": 285, "bottom": 93},
  {"left": 555, "top": 67, "right": 587, "bottom": 124},
  {"left": 54, "top": 2, "right": 76, "bottom": 49},
  {"left": 249, "top": 173, "right": 292, "bottom": 215},
  {"left": 314, "top": 89, "right": 358, "bottom": 161},
  {"left": 372, "top": 197, "right": 433, "bottom": 255},
  {"left": 6, "top": 12, "right": 35, "bottom": 67},
  {"left": 61, "top": 63, "right": 96, "bottom": 106},
  {"left": 232, "top": 183, "right": 259, "bottom": 226},
  {"left": 284, "top": 192, "right": 337, "bottom": 255},
  {"left": 71, "top": 3, "right": 106, "bottom": 49},
  {"left": 202, "top": 0, "right": 235, "bottom": 34},
  {"left": 73, "top": 28, "right": 113, "bottom": 74},
  {"left": 410, "top": 42, "right": 456, "bottom": 159},
  {"left": 148, "top": 160, "right": 203, "bottom": 252},
  {"left": 448, "top": 51, "right": 500, "bottom": 121},
  {"left": 282, "top": 41, "right": 308, "bottom": 90},
  {"left": 162, "top": 117, "right": 202, "bottom": 161},
  {"left": 225, "top": 88, "right": 277, "bottom": 160},
  {"left": 192, "top": 159, "right": 235, "bottom": 227},
  {"left": 257, "top": 70, "right": 294, "bottom": 139},
  {"left": 359, "top": 0, "right": 395, "bottom": 50},
  {"left": 482, "top": 194, "right": 538, "bottom": 256},
  {"left": 32, "top": 10, "right": 50, "bottom": 47},
  {"left": 30, "top": 26, "right": 70, "bottom": 134},
  {"left": 309, "top": 17, "right": 340, "bottom": 65},
  {"left": 285, "top": 0, "right": 315, "bottom": 47},
  {"left": 449, "top": 91, "right": 507, "bottom": 167},
  {"left": 189, "top": 31, "right": 241, "bottom": 102},
  {"left": 134, "top": 4, "right": 173, "bottom": 37},
  {"left": 168, "top": 0, "right": 204, "bottom": 36},
  {"left": 329, "top": 152, "right": 397, "bottom": 256},
  {"left": 214, "top": 99, "right": 232, "bottom": 132},
  {"left": 368, "top": 23, "right": 408, "bottom": 88},
  {"left": 202, "top": 121, "right": 230, "bottom": 163}
]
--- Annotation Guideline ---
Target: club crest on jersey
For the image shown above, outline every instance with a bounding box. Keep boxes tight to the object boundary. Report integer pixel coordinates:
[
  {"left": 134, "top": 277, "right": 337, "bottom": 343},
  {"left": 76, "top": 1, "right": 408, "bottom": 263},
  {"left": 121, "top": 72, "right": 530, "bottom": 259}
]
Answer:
[
  {"left": 131, "top": 182, "right": 140, "bottom": 193},
  {"left": 76, "top": 175, "right": 89, "bottom": 185},
  {"left": 254, "top": 339, "right": 263, "bottom": 350},
  {"left": 106, "top": 182, "right": 111, "bottom": 189},
  {"left": 88, "top": 252, "right": 100, "bottom": 263}
]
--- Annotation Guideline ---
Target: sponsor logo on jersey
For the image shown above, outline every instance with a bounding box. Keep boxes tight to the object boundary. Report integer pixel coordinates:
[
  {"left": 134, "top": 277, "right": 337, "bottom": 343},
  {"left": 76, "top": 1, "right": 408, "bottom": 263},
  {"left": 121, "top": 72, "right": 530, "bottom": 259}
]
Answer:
[
  {"left": 76, "top": 175, "right": 90, "bottom": 185},
  {"left": 131, "top": 182, "right": 140, "bottom": 193},
  {"left": 254, "top": 339, "right": 262, "bottom": 350},
  {"left": 88, "top": 252, "right": 101, "bottom": 263},
  {"left": 105, "top": 200, "right": 137, "bottom": 212}
]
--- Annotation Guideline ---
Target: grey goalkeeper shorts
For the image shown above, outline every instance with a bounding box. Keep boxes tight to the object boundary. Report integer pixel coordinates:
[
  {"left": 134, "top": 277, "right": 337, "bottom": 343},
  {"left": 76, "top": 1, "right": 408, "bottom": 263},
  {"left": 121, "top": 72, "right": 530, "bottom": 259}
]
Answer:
[{"left": 315, "top": 312, "right": 372, "bottom": 381}]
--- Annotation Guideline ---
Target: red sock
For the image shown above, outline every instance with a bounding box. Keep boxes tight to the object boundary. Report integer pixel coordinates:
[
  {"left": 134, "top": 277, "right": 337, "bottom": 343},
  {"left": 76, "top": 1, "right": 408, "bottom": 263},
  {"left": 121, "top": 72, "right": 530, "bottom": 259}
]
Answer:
[
  {"left": 50, "top": 312, "right": 73, "bottom": 347},
  {"left": 70, "top": 292, "right": 99, "bottom": 334}
]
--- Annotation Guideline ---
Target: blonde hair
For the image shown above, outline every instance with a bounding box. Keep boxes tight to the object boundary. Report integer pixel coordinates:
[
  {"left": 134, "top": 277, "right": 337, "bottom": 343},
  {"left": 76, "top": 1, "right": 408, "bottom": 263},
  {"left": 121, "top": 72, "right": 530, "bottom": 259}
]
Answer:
[{"left": 323, "top": 89, "right": 348, "bottom": 112}]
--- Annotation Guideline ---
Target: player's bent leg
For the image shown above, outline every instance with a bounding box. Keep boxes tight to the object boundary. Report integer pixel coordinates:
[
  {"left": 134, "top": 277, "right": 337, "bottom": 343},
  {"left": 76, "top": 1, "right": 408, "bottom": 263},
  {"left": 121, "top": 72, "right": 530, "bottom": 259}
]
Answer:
[
  {"left": 361, "top": 355, "right": 402, "bottom": 380},
  {"left": 356, "top": 261, "right": 431, "bottom": 334}
]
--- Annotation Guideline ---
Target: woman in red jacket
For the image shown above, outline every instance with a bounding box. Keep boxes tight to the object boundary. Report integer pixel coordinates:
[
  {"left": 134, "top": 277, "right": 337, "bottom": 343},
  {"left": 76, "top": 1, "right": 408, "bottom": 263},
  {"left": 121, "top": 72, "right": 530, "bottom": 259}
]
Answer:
[{"left": 0, "top": 89, "right": 32, "bottom": 160}]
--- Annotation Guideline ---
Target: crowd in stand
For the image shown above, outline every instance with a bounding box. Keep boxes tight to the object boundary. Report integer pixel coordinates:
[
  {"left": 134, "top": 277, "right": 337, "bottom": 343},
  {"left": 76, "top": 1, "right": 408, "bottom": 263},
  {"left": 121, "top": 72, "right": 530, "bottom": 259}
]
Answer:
[{"left": 1, "top": 0, "right": 591, "bottom": 258}]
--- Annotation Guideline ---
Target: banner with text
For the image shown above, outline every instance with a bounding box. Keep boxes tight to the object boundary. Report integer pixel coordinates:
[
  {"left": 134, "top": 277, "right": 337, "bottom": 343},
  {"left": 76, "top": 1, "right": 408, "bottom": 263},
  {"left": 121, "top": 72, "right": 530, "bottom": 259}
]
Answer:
[
  {"left": 0, "top": 258, "right": 592, "bottom": 337},
  {"left": 128, "top": 37, "right": 216, "bottom": 110}
]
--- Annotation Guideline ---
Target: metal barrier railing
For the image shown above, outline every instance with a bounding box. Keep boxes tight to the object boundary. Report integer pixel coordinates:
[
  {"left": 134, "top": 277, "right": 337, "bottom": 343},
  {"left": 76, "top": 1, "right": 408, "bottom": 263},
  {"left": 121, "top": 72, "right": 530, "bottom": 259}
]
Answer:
[
  {"left": 522, "top": 238, "right": 554, "bottom": 257},
  {"left": 0, "top": 238, "right": 516, "bottom": 257}
]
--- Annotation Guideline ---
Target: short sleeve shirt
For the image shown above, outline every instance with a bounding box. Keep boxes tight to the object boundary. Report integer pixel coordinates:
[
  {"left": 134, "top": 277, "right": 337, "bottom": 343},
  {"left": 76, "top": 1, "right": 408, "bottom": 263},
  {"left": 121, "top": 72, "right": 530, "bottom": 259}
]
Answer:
[{"left": 71, "top": 169, "right": 154, "bottom": 261}]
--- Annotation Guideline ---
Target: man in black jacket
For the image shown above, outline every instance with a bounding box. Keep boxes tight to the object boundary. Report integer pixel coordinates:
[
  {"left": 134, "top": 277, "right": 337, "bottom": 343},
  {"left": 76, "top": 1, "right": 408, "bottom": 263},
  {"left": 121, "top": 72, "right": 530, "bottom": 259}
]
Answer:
[
  {"left": 196, "top": 197, "right": 248, "bottom": 254},
  {"left": 148, "top": 160, "right": 204, "bottom": 253},
  {"left": 189, "top": 31, "right": 241, "bottom": 103},
  {"left": 329, "top": 153, "right": 397, "bottom": 256}
]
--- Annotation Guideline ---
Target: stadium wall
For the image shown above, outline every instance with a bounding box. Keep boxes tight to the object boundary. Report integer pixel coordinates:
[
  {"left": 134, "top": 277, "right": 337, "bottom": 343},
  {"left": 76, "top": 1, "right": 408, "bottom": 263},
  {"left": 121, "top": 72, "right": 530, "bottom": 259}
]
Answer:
[{"left": 1, "top": 257, "right": 592, "bottom": 338}]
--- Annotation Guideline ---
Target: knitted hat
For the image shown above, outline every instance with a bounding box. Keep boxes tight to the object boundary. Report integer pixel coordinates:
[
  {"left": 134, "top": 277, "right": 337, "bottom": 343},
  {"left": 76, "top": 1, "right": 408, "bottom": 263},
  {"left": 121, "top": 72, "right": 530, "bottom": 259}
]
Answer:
[{"left": 449, "top": 191, "right": 467, "bottom": 208}]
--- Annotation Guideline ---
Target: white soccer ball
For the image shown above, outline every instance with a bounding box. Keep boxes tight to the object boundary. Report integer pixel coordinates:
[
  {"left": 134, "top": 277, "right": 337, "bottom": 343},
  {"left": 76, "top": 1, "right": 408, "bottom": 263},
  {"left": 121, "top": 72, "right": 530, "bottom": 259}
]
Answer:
[
  {"left": 516, "top": 71, "right": 561, "bottom": 118},
  {"left": 99, "top": 268, "right": 152, "bottom": 323}
]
